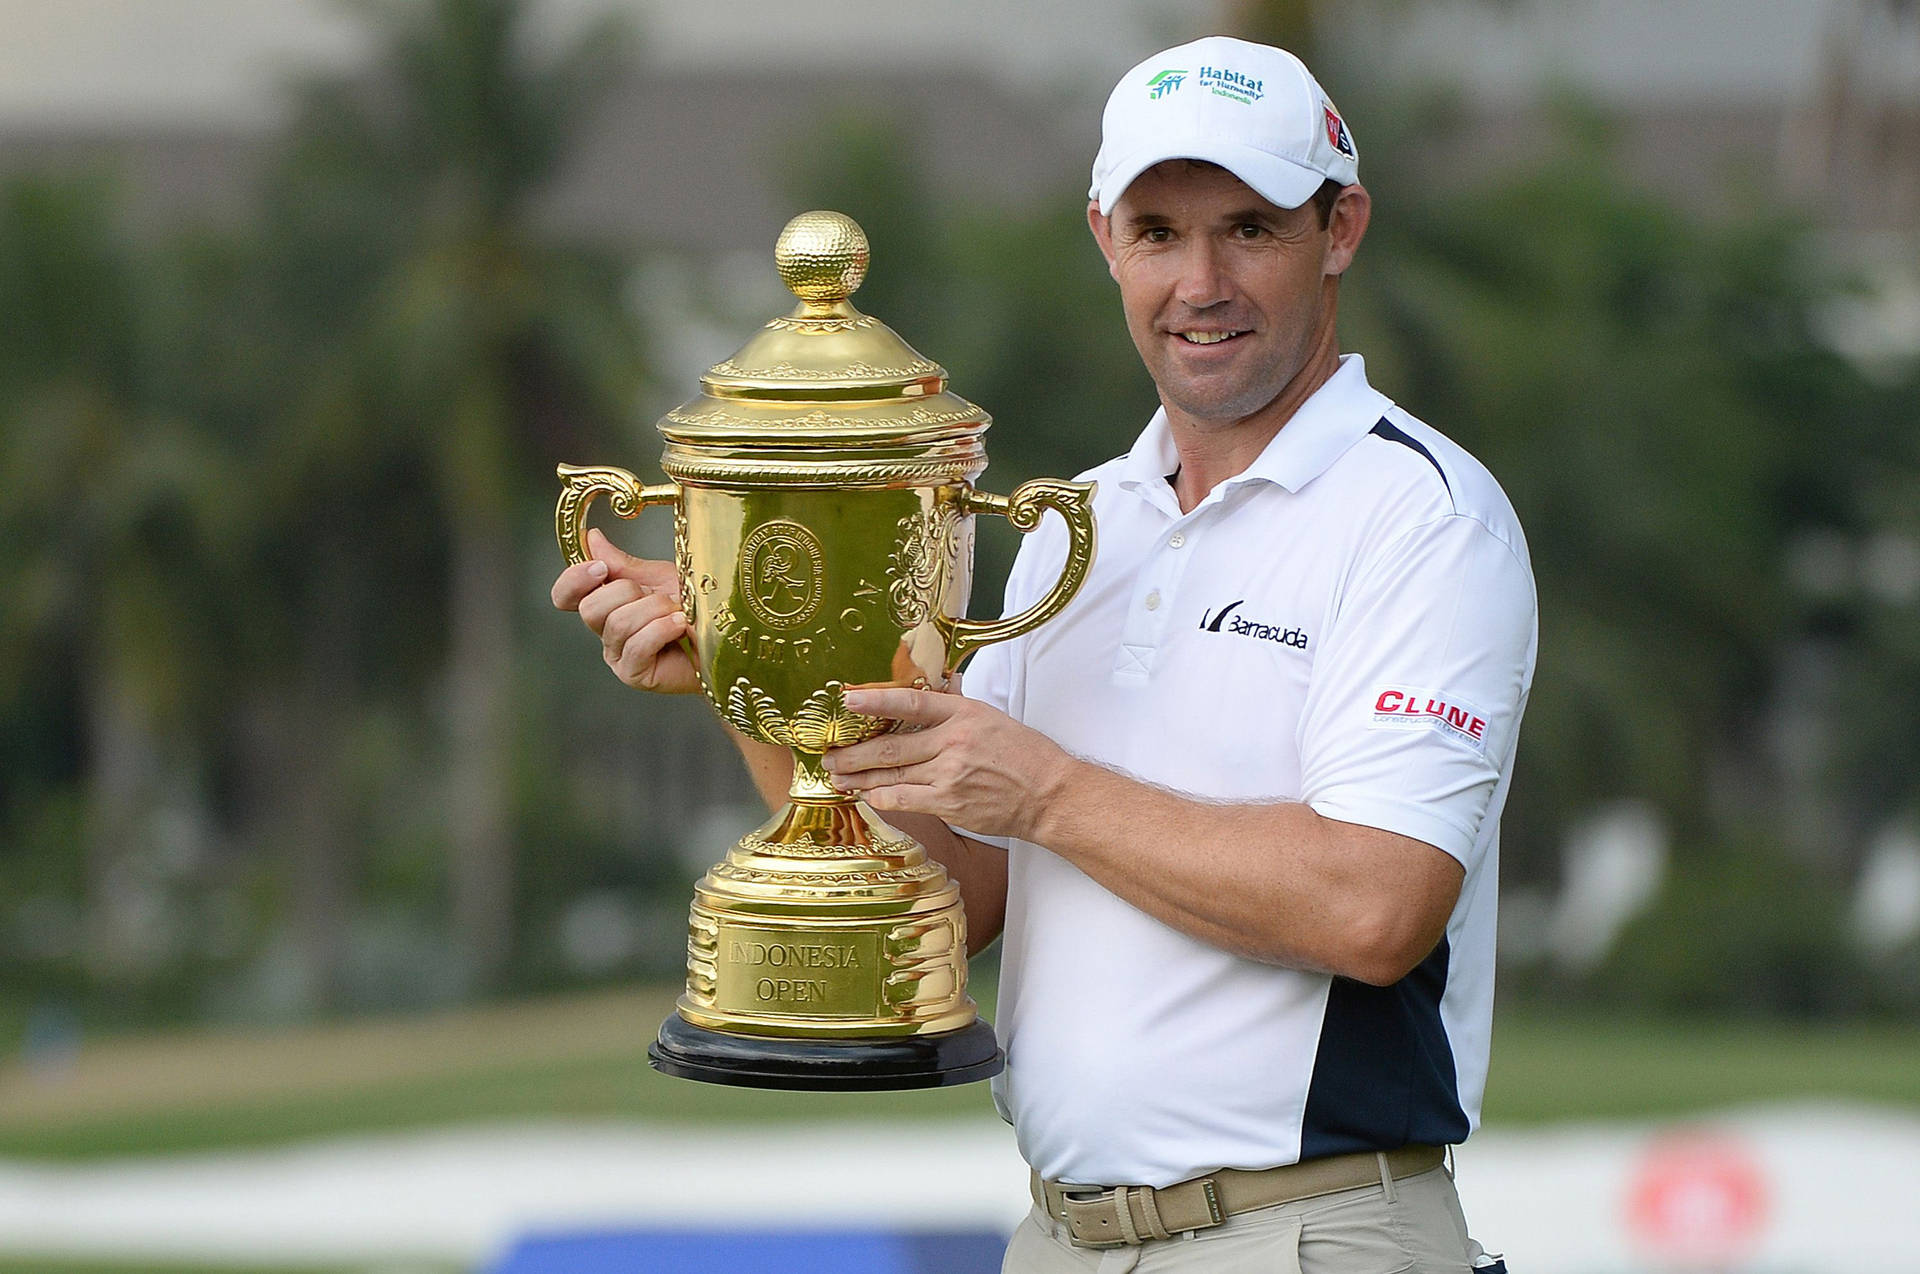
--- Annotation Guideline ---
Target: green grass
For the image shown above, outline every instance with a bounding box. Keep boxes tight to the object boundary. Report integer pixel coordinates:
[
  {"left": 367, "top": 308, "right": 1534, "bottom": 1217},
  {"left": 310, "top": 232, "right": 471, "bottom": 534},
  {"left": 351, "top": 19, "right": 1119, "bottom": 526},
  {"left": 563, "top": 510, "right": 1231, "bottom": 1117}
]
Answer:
[
  {"left": 0, "top": 1048, "right": 999, "bottom": 1161},
  {"left": 4, "top": 996, "right": 1918, "bottom": 1274},
  {"left": 1483, "top": 1010, "right": 1920, "bottom": 1125},
  {"left": 4, "top": 984, "right": 1917, "bottom": 1162},
  {"left": 0, "top": 984, "right": 999, "bottom": 1161}
]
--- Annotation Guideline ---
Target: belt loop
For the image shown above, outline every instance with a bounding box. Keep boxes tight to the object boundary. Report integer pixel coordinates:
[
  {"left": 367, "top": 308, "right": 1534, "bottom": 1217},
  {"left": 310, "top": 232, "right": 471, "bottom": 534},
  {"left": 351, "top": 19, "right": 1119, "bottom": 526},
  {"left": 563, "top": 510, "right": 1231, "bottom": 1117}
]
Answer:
[
  {"left": 1113, "top": 1187, "right": 1143, "bottom": 1246},
  {"left": 1376, "top": 1152, "right": 1398, "bottom": 1203},
  {"left": 1136, "top": 1186, "right": 1171, "bottom": 1241}
]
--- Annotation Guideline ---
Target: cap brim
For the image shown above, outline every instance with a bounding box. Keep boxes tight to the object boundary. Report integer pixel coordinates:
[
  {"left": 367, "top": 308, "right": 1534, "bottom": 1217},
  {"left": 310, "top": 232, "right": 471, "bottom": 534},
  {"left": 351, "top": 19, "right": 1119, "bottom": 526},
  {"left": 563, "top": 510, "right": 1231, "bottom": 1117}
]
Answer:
[{"left": 1093, "top": 140, "right": 1328, "bottom": 214}]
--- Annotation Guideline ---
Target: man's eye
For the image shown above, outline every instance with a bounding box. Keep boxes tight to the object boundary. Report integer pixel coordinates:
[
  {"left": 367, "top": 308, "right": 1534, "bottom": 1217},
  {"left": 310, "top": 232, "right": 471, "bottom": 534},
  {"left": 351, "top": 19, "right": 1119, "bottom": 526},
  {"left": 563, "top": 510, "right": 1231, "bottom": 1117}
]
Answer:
[
  {"left": 1233, "top": 223, "right": 1265, "bottom": 239},
  {"left": 1142, "top": 227, "right": 1174, "bottom": 243}
]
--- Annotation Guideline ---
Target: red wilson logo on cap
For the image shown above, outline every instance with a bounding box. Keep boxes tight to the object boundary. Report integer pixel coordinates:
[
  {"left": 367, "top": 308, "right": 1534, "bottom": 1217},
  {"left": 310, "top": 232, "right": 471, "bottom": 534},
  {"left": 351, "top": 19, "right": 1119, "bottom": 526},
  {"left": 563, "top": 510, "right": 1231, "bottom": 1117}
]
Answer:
[{"left": 1324, "top": 106, "right": 1355, "bottom": 158}]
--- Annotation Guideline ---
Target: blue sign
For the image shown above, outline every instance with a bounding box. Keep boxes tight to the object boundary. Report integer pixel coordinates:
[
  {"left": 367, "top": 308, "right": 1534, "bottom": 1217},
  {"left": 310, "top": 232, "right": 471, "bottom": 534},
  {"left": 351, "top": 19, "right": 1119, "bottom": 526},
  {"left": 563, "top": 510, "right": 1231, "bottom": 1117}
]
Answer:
[{"left": 490, "top": 1228, "right": 1007, "bottom": 1274}]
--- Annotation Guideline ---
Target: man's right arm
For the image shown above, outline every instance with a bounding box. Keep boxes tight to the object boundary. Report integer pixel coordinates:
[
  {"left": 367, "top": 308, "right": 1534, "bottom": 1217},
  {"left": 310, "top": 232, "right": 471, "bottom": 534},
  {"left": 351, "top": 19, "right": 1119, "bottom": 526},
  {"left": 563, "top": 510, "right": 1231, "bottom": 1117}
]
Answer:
[{"left": 550, "top": 529, "right": 1008, "bottom": 953}]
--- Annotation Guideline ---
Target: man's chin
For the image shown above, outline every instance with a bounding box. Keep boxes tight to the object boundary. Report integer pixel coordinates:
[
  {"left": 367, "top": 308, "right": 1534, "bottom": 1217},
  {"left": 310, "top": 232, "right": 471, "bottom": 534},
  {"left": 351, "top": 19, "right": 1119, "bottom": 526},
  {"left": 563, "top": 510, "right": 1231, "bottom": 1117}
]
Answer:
[{"left": 1159, "top": 386, "right": 1283, "bottom": 429}]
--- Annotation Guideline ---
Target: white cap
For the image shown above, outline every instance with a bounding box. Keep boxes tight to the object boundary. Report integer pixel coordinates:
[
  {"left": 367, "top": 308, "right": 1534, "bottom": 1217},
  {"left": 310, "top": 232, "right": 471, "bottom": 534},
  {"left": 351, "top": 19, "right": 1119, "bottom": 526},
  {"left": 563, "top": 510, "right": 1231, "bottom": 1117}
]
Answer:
[{"left": 1089, "top": 36, "right": 1358, "bottom": 214}]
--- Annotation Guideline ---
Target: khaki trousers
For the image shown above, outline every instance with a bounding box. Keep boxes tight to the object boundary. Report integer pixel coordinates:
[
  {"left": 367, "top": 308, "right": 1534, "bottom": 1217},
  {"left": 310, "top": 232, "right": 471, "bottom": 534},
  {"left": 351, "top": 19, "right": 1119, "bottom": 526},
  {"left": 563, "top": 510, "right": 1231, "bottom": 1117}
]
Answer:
[{"left": 1002, "top": 1162, "right": 1485, "bottom": 1274}]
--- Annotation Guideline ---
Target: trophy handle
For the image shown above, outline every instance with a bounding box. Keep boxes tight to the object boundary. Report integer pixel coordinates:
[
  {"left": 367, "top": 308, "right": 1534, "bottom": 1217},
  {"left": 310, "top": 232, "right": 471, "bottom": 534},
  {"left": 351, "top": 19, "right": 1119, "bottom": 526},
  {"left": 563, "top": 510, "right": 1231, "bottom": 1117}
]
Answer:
[
  {"left": 941, "top": 478, "right": 1098, "bottom": 669},
  {"left": 555, "top": 463, "right": 681, "bottom": 564}
]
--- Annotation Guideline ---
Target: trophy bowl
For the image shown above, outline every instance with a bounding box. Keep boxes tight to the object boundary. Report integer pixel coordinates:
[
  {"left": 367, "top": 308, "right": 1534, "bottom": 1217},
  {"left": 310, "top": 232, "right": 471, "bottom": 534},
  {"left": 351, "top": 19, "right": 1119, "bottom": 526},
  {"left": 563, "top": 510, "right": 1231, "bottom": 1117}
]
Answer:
[{"left": 556, "top": 212, "right": 1095, "bottom": 1089}]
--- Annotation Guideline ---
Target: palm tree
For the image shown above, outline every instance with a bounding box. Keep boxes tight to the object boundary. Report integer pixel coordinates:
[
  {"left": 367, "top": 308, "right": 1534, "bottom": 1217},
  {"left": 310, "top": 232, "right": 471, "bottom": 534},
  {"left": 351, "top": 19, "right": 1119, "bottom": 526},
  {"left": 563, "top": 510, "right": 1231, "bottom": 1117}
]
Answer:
[
  {"left": 267, "top": 0, "right": 641, "bottom": 989},
  {"left": 0, "top": 178, "right": 237, "bottom": 983}
]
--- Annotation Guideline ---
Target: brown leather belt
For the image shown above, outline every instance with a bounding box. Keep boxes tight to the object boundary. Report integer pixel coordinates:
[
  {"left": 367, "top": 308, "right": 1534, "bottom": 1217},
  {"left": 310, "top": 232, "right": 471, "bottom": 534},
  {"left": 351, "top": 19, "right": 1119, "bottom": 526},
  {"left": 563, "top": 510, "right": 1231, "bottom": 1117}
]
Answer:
[{"left": 1030, "top": 1144, "right": 1446, "bottom": 1249}]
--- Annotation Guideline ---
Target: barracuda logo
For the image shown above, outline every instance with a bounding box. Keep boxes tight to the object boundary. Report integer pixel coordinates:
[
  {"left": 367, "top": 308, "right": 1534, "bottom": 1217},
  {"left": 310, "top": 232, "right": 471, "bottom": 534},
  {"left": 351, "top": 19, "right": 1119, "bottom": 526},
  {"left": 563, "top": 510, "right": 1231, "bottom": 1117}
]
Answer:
[
  {"left": 1199, "top": 600, "right": 1309, "bottom": 650},
  {"left": 1145, "top": 68, "right": 1187, "bottom": 99}
]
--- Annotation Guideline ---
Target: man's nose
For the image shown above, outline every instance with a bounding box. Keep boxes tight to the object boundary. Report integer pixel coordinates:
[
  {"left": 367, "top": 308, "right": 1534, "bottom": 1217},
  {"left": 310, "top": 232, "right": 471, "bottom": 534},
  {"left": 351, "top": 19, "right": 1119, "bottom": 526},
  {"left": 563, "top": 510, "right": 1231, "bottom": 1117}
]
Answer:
[{"left": 1171, "top": 239, "right": 1232, "bottom": 310}]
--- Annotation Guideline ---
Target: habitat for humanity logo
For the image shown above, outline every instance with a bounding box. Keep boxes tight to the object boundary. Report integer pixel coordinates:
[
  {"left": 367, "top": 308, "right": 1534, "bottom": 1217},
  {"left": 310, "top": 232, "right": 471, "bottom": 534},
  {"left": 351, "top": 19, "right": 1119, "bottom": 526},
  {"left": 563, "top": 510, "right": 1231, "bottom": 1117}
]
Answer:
[
  {"left": 1197, "top": 64, "right": 1265, "bottom": 104},
  {"left": 1146, "top": 68, "right": 1187, "bottom": 99}
]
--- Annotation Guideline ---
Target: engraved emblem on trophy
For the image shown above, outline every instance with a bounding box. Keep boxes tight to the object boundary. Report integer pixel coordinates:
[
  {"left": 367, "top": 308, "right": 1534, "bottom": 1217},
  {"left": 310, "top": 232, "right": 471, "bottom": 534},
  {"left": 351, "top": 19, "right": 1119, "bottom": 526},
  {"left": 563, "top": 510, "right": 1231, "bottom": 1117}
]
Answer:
[{"left": 555, "top": 211, "right": 1096, "bottom": 1088}]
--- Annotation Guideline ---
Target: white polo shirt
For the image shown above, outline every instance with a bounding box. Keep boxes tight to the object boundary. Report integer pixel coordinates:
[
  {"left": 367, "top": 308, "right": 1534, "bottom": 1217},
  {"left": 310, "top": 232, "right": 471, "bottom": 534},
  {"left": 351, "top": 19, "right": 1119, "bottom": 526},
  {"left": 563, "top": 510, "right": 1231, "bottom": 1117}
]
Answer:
[{"left": 962, "top": 354, "right": 1537, "bottom": 1188}]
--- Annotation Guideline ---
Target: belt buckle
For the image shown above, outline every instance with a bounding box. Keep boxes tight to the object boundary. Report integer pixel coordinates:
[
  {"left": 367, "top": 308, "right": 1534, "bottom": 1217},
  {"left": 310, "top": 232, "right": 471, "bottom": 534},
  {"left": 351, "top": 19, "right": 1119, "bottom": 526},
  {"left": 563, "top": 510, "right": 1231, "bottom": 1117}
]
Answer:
[{"left": 1062, "top": 1188, "right": 1130, "bottom": 1250}]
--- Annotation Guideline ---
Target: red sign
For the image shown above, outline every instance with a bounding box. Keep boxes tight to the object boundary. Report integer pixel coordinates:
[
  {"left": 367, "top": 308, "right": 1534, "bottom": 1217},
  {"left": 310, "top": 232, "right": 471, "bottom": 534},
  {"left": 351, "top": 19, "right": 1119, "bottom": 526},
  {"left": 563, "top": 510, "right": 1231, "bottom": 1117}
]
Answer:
[{"left": 1626, "top": 1131, "right": 1770, "bottom": 1266}]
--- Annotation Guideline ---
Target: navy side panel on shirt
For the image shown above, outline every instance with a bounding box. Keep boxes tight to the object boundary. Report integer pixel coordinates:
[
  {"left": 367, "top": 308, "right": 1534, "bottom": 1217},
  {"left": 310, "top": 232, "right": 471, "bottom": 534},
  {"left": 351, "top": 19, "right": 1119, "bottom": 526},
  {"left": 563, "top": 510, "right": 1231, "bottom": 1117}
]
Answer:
[{"left": 1298, "top": 939, "right": 1471, "bottom": 1157}]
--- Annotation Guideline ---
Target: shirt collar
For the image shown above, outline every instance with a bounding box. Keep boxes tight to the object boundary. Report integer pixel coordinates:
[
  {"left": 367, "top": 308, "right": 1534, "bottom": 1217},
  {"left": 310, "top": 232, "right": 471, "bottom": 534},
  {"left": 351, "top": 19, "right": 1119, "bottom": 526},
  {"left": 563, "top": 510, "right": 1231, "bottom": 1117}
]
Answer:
[{"left": 1116, "top": 354, "right": 1392, "bottom": 509}]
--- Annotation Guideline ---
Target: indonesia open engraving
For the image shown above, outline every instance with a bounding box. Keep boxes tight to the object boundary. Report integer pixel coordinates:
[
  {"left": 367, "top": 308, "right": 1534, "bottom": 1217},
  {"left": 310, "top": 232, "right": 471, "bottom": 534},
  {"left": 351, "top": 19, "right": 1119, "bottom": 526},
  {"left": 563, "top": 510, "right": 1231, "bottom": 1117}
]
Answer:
[{"left": 713, "top": 926, "right": 883, "bottom": 1018}]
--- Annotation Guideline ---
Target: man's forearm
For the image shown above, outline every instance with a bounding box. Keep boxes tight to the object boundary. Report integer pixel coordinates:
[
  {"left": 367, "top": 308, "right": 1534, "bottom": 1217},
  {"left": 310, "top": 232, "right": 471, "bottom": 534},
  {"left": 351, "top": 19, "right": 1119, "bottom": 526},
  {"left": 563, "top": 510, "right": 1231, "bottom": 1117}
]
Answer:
[
  {"left": 728, "top": 724, "right": 797, "bottom": 813},
  {"left": 821, "top": 688, "right": 1463, "bottom": 984},
  {"left": 724, "top": 725, "right": 1008, "bottom": 955},
  {"left": 896, "top": 817, "right": 1007, "bottom": 956},
  {"left": 1026, "top": 757, "right": 1460, "bottom": 985}
]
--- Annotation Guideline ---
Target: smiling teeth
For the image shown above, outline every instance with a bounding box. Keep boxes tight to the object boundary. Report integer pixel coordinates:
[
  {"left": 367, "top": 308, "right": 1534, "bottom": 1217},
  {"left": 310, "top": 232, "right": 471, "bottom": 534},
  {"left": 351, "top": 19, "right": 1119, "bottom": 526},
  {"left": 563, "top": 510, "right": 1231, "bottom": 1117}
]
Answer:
[{"left": 1179, "top": 331, "right": 1242, "bottom": 344}]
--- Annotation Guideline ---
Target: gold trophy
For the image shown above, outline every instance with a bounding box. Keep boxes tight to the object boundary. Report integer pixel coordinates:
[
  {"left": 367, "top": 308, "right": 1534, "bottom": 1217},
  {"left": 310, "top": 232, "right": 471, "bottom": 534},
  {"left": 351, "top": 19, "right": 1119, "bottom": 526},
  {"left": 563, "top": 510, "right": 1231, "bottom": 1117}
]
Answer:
[{"left": 555, "top": 212, "right": 1096, "bottom": 1089}]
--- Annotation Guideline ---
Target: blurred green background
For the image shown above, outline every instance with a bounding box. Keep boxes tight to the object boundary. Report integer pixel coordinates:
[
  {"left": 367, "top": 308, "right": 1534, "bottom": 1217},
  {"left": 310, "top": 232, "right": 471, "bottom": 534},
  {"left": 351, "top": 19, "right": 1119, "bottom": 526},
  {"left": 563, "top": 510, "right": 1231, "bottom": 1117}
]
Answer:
[{"left": 0, "top": 0, "right": 1918, "bottom": 1269}]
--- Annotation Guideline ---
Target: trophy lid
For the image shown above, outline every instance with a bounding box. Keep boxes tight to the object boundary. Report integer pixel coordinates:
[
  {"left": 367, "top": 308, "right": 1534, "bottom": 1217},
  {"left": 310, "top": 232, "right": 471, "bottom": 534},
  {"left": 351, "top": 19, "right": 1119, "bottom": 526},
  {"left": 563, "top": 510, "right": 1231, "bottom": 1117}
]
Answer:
[{"left": 658, "top": 211, "right": 992, "bottom": 457}]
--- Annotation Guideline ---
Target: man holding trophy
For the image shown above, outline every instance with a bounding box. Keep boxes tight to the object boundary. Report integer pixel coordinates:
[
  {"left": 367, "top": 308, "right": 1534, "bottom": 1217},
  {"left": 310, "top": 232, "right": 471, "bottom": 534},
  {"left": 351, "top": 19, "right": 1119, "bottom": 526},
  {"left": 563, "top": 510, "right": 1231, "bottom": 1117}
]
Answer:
[{"left": 555, "top": 35, "right": 1531, "bottom": 1274}]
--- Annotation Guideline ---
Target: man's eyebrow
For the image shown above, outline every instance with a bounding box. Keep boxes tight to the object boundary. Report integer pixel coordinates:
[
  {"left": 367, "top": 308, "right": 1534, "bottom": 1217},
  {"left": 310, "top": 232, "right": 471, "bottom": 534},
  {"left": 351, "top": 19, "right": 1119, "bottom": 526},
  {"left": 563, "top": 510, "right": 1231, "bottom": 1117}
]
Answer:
[
  {"left": 1116, "top": 206, "right": 1292, "bottom": 235},
  {"left": 1224, "top": 206, "right": 1285, "bottom": 227}
]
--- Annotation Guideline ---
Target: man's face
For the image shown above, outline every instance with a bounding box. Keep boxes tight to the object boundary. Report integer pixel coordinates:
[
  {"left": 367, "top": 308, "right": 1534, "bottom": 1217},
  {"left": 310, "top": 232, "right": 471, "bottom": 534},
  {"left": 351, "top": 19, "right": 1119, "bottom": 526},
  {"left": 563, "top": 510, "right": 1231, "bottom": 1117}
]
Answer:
[{"left": 1089, "top": 162, "right": 1360, "bottom": 430}]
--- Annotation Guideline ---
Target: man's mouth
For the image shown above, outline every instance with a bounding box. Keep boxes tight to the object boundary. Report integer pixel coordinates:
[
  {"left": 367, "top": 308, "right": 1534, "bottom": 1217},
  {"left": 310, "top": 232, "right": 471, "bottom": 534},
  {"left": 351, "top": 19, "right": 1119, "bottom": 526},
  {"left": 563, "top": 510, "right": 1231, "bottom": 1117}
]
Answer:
[{"left": 1175, "top": 330, "right": 1246, "bottom": 345}]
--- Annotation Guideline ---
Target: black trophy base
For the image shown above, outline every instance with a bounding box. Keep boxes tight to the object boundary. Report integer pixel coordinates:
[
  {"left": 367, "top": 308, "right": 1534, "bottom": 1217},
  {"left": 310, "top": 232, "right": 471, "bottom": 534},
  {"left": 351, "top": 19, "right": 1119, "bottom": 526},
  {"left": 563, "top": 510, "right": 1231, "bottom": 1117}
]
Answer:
[{"left": 648, "top": 1012, "right": 1004, "bottom": 1091}]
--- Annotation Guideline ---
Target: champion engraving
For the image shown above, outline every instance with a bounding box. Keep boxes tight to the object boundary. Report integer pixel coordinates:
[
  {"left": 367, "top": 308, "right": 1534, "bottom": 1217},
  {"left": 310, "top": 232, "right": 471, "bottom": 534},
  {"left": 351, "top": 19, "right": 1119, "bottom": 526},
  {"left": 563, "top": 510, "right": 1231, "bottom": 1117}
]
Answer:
[{"left": 1199, "top": 600, "right": 1309, "bottom": 650}]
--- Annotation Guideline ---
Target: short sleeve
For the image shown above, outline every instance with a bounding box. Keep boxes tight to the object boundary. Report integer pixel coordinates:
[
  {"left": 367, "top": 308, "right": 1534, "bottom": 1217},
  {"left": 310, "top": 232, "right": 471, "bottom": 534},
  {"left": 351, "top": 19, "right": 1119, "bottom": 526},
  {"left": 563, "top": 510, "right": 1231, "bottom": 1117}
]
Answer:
[{"left": 1298, "top": 515, "right": 1537, "bottom": 867}]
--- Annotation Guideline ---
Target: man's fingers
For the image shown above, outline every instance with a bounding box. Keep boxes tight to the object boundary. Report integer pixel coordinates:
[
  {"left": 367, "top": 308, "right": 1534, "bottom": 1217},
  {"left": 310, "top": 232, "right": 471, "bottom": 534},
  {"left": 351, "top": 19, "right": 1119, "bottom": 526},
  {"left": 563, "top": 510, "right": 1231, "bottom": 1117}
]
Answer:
[
  {"left": 842, "top": 686, "right": 963, "bottom": 726},
  {"left": 551, "top": 557, "right": 612, "bottom": 610},
  {"left": 825, "top": 728, "right": 942, "bottom": 778},
  {"left": 576, "top": 578, "right": 644, "bottom": 637},
  {"left": 590, "top": 529, "right": 680, "bottom": 594},
  {"left": 553, "top": 531, "right": 678, "bottom": 616},
  {"left": 609, "top": 610, "right": 690, "bottom": 685},
  {"left": 600, "top": 592, "right": 683, "bottom": 659},
  {"left": 585, "top": 527, "right": 638, "bottom": 569},
  {"left": 856, "top": 782, "right": 940, "bottom": 816}
]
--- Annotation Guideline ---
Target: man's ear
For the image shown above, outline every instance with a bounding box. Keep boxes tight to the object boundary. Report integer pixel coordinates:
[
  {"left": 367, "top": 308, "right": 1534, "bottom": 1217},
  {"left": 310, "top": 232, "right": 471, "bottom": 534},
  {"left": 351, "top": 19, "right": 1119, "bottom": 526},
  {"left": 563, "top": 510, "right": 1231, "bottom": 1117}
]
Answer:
[
  {"left": 1087, "top": 201, "right": 1120, "bottom": 280},
  {"left": 1323, "top": 183, "right": 1371, "bottom": 277}
]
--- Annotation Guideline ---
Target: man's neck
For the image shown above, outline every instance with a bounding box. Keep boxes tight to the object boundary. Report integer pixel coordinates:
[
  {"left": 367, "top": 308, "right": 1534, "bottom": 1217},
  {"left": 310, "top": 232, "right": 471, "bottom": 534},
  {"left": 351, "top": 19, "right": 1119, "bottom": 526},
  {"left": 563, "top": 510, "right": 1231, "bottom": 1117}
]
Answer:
[{"left": 1165, "top": 328, "right": 1342, "bottom": 515}]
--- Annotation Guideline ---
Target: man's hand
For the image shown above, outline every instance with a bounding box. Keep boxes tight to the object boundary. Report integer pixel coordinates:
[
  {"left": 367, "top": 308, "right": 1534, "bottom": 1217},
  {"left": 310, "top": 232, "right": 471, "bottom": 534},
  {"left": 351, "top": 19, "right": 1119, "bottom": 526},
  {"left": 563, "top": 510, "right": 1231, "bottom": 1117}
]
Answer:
[
  {"left": 549, "top": 528, "right": 699, "bottom": 695},
  {"left": 825, "top": 686, "right": 1077, "bottom": 843}
]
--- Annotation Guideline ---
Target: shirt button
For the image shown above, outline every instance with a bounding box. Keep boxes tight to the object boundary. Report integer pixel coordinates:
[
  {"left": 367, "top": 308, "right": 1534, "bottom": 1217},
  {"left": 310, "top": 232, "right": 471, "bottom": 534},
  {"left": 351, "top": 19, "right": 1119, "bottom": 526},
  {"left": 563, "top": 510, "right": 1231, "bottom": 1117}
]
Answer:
[
  {"left": 1169, "top": 533, "right": 1186, "bottom": 548},
  {"left": 1145, "top": 590, "right": 1162, "bottom": 611}
]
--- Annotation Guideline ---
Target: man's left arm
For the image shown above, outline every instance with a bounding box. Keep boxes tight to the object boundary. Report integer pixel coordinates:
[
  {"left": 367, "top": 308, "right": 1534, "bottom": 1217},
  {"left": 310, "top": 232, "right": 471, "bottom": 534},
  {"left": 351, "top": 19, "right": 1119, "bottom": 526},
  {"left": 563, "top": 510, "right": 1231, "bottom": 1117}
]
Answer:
[{"left": 825, "top": 513, "right": 1535, "bottom": 986}]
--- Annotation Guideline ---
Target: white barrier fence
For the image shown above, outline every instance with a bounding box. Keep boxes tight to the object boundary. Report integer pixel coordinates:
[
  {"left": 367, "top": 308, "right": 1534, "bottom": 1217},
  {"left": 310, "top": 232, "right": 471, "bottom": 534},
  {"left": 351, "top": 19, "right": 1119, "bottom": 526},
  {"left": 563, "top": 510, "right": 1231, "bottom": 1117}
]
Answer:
[{"left": 0, "top": 1102, "right": 1914, "bottom": 1271}]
